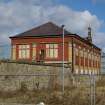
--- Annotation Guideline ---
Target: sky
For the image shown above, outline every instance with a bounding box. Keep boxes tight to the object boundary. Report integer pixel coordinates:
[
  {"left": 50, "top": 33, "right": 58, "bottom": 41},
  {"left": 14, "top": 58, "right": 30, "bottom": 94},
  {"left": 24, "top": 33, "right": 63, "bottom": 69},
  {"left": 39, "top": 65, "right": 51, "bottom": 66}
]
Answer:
[{"left": 0, "top": 0, "right": 105, "bottom": 52}]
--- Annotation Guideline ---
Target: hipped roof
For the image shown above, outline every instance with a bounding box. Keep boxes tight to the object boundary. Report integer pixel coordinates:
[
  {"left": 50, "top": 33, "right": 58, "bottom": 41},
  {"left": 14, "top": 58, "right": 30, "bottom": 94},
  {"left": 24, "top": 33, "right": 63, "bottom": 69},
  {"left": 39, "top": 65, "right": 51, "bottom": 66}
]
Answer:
[
  {"left": 9, "top": 21, "right": 101, "bottom": 51},
  {"left": 10, "top": 22, "right": 71, "bottom": 38}
]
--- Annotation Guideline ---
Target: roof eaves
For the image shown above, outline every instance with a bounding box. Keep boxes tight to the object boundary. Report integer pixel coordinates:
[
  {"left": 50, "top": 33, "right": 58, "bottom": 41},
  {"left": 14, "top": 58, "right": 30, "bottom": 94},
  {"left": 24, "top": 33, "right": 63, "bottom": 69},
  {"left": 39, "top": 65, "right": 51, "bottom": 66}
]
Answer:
[{"left": 73, "top": 34, "right": 101, "bottom": 51}]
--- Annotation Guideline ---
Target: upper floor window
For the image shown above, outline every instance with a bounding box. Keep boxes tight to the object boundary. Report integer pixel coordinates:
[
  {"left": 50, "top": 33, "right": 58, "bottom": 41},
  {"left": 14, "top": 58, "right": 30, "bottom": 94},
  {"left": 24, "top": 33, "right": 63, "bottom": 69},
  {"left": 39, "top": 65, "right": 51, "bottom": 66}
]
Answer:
[{"left": 46, "top": 44, "right": 58, "bottom": 58}]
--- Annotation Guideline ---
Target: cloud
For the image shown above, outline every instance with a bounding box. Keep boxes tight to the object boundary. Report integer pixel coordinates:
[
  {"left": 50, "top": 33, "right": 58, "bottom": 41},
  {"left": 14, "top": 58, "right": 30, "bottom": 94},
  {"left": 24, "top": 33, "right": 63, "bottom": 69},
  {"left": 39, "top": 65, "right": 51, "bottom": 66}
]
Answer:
[
  {"left": 44, "top": 6, "right": 102, "bottom": 35},
  {"left": 0, "top": 0, "right": 103, "bottom": 51},
  {"left": 93, "top": 32, "right": 105, "bottom": 51}
]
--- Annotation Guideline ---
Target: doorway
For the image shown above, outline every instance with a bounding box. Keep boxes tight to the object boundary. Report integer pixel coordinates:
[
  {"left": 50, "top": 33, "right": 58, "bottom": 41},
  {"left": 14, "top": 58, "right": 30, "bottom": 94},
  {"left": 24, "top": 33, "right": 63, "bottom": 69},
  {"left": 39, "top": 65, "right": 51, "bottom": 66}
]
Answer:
[{"left": 39, "top": 49, "right": 45, "bottom": 62}]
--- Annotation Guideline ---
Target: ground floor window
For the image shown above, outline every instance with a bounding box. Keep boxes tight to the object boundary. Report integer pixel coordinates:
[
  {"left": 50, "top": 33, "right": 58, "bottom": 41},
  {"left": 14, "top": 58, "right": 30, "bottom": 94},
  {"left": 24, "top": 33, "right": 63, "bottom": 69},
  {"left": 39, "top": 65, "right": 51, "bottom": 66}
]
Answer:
[
  {"left": 12, "top": 45, "right": 16, "bottom": 60},
  {"left": 32, "top": 43, "right": 36, "bottom": 60},
  {"left": 46, "top": 44, "right": 58, "bottom": 58},
  {"left": 18, "top": 44, "right": 30, "bottom": 59}
]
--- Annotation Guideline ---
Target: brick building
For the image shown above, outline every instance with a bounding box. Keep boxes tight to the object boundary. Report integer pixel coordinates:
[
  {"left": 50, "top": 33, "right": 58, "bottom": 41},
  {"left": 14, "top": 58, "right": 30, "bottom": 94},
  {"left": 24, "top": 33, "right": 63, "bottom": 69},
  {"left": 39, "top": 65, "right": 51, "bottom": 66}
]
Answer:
[{"left": 9, "top": 22, "right": 101, "bottom": 74}]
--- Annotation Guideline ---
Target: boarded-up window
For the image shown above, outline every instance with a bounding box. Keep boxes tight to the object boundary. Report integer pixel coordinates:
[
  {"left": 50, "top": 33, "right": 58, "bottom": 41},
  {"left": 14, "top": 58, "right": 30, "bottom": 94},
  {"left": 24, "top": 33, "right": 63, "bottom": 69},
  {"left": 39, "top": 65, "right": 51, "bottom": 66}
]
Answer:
[
  {"left": 84, "top": 51, "right": 88, "bottom": 67},
  {"left": 81, "top": 57, "right": 84, "bottom": 66},
  {"left": 97, "top": 55, "right": 100, "bottom": 69},
  {"left": 93, "top": 60, "right": 95, "bottom": 68},
  {"left": 18, "top": 44, "right": 30, "bottom": 59},
  {"left": 80, "top": 50, "right": 84, "bottom": 66},
  {"left": 91, "top": 53, "right": 93, "bottom": 67},
  {"left": 46, "top": 44, "right": 58, "bottom": 58},
  {"left": 12, "top": 45, "right": 16, "bottom": 60},
  {"left": 94, "top": 54, "right": 97, "bottom": 68},
  {"left": 98, "top": 61, "right": 100, "bottom": 68},
  {"left": 85, "top": 58, "right": 88, "bottom": 67},
  {"left": 89, "top": 59, "right": 92, "bottom": 67},
  {"left": 89, "top": 53, "right": 92, "bottom": 67},
  {"left": 75, "top": 48, "right": 79, "bottom": 65},
  {"left": 75, "top": 56, "right": 79, "bottom": 65}
]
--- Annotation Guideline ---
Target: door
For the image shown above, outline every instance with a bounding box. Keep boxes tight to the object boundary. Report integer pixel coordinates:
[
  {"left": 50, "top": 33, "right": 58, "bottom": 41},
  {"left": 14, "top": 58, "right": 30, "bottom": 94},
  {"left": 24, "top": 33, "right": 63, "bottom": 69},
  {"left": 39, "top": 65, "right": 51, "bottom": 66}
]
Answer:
[{"left": 39, "top": 49, "right": 45, "bottom": 62}]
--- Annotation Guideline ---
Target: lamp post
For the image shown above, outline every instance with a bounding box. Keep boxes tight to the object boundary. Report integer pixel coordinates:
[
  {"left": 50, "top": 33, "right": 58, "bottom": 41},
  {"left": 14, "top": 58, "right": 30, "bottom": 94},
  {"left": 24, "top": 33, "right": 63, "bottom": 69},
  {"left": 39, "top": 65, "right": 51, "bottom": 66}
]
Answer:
[
  {"left": 90, "top": 72, "right": 96, "bottom": 105},
  {"left": 62, "top": 25, "right": 65, "bottom": 94}
]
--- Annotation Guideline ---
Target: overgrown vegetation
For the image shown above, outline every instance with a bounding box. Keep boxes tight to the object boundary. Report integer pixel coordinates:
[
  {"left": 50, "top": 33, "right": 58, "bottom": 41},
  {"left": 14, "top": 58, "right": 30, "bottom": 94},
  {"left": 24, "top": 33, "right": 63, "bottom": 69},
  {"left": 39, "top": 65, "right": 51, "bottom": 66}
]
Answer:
[
  {"left": 0, "top": 86, "right": 104, "bottom": 105},
  {"left": 0, "top": 78, "right": 105, "bottom": 105}
]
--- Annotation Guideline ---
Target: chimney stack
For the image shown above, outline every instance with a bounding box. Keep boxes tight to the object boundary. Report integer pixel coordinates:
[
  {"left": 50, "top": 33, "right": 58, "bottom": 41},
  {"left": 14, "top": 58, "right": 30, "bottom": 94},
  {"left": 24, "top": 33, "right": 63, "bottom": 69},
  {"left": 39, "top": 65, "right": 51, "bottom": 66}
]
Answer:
[{"left": 87, "top": 26, "right": 92, "bottom": 43}]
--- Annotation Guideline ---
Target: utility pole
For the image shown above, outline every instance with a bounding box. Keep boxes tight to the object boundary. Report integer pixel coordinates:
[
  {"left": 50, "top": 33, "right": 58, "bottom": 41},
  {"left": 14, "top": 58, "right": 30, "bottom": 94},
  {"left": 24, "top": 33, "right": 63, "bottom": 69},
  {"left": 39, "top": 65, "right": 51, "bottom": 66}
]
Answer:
[{"left": 62, "top": 25, "right": 65, "bottom": 94}]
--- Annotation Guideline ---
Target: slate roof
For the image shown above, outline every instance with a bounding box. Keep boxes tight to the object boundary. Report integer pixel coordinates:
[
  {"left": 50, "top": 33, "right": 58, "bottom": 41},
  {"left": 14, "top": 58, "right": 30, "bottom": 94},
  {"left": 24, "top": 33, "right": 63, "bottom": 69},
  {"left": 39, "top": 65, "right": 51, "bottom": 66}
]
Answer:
[
  {"left": 10, "top": 22, "right": 71, "bottom": 38},
  {"left": 9, "top": 21, "right": 101, "bottom": 51}
]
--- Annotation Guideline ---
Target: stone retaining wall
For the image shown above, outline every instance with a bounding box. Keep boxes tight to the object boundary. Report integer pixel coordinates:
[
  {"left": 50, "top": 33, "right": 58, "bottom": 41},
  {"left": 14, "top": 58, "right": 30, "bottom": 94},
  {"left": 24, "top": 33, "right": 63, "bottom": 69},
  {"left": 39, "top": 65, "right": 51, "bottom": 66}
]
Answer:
[{"left": 0, "top": 61, "right": 71, "bottom": 91}]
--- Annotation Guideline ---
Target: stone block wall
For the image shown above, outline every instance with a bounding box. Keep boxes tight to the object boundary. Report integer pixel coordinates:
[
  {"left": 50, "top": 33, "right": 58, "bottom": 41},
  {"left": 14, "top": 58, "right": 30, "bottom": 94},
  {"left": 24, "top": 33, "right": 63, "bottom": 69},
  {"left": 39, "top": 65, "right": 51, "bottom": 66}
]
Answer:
[{"left": 0, "top": 61, "right": 71, "bottom": 91}]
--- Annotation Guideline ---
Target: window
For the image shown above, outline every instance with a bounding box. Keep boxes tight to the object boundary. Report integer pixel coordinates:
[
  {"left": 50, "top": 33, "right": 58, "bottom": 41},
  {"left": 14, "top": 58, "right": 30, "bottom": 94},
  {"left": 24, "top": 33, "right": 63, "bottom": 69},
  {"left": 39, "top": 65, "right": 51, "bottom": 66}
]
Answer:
[
  {"left": 75, "top": 48, "right": 79, "bottom": 65},
  {"left": 75, "top": 56, "right": 79, "bottom": 65},
  {"left": 12, "top": 45, "right": 16, "bottom": 60},
  {"left": 18, "top": 44, "right": 30, "bottom": 59},
  {"left": 46, "top": 44, "right": 58, "bottom": 58},
  {"left": 91, "top": 53, "right": 93, "bottom": 67},
  {"left": 80, "top": 50, "right": 84, "bottom": 66},
  {"left": 32, "top": 44, "right": 36, "bottom": 60},
  {"left": 84, "top": 51, "right": 88, "bottom": 67},
  {"left": 89, "top": 53, "right": 92, "bottom": 67}
]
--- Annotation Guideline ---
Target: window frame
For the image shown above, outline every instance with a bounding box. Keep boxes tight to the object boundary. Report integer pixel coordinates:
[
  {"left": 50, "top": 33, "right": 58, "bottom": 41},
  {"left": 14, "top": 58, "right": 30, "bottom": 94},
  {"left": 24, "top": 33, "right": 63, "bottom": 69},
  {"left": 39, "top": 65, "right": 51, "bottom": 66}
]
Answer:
[
  {"left": 12, "top": 45, "right": 16, "bottom": 60},
  {"left": 46, "top": 43, "right": 58, "bottom": 59},
  {"left": 18, "top": 44, "right": 30, "bottom": 59}
]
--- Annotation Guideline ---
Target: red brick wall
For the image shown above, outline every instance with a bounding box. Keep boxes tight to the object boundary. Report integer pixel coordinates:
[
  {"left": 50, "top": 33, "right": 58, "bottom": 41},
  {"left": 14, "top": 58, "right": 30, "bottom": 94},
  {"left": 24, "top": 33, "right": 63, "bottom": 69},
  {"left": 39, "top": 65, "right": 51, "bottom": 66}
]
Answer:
[{"left": 11, "top": 37, "right": 72, "bottom": 62}]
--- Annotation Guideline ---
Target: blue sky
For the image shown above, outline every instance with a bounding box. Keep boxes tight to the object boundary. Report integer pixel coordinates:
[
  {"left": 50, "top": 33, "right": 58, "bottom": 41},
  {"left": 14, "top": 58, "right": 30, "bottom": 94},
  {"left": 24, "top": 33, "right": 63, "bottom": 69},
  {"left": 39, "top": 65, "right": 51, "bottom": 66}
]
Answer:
[
  {"left": 0, "top": 0, "right": 105, "bottom": 52},
  {"left": 56, "top": 0, "right": 105, "bottom": 31}
]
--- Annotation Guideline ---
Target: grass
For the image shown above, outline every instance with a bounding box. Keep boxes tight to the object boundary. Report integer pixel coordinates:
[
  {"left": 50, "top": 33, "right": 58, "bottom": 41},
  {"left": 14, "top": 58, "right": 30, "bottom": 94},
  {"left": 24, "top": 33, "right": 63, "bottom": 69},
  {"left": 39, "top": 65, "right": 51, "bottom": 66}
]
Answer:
[
  {"left": 0, "top": 78, "right": 105, "bottom": 105},
  {"left": 0, "top": 87, "right": 90, "bottom": 105}
]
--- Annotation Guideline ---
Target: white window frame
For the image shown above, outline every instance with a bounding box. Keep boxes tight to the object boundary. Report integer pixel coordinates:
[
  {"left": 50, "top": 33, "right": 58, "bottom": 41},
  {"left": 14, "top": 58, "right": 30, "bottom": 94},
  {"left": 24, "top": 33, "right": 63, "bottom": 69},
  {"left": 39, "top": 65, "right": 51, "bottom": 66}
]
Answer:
[
  {"left": 46, "top": 44, "right": 58, "bottom": 58},
  {"left": 18, "top": 44, "right": 30, "bottom": 59},
  {"left": 12, "top": 45, "right": 16, "bottom": 60}
]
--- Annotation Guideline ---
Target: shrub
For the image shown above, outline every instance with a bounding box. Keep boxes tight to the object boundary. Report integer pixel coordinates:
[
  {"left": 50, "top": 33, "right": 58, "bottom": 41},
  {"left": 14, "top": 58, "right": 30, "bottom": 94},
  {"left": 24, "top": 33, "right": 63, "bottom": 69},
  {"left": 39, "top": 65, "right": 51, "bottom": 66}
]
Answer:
[{"left": 19, "top": 82, "right": 28, "bottom": 93}]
